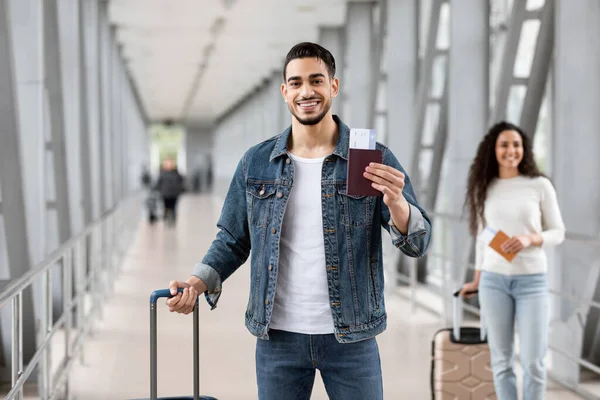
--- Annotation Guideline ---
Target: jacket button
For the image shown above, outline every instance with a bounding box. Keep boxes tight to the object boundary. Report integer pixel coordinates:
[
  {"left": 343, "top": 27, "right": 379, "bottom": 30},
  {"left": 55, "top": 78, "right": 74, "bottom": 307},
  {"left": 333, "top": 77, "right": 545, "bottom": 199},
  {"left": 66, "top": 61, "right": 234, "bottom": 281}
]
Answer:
[
  {"left": 277, "top": 192, "right": 283, "bottom": 198},
  {"left": 268, "top": 265, "right": 273, "bottom": 271},
  {"left": 259, "top": 189, "right": 265, "bottom": 196},
  {"left": 265, "top": 299, "right": 270, "bottom": 305},
  {"left": 286, "top": 158, "right": 291, "bottom": 164},
  {"left": 271, "top": 227, "right": 277, "bottom": 234}
]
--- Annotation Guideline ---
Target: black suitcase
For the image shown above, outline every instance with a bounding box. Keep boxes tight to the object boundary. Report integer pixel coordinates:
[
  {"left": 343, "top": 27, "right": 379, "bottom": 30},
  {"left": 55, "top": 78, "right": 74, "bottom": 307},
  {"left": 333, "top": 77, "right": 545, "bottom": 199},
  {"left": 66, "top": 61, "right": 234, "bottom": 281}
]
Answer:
[{"left": 132, "top": 288, "right": 218, "bottom": 400}]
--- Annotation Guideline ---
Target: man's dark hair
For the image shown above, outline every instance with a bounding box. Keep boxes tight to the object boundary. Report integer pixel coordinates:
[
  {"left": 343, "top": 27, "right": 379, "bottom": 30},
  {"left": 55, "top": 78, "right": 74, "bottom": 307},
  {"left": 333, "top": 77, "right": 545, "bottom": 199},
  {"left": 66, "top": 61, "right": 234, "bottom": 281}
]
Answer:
[{"left": 283, "top": 42, "right": 336, "bottom": 81}]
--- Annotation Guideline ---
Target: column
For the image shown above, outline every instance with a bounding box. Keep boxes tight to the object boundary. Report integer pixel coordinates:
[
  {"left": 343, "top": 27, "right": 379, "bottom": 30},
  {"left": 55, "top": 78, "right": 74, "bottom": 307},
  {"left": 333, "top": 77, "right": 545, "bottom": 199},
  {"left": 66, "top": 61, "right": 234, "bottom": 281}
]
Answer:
[
  {"left": 1, "top": 0, "right": 43, "bottom": 376},
  {"left": 101, "top": 13, "right": 113, "bottom": 210},
  {"left": 279, "top": 70, "right": 290, "bottom": 131},
  {"left": 111, "top": 37, "right": 122, "bottom": 204},
  {"left": 269, "top": 71, "right": 284, "bottom": 134},
  {"left": 268, "top": 73, "right": 281, "bottom": 136},
  {"left": 49, "top": 0, "right": 74, "bottom": 242},
  {"left": 318, "top": 26, "right": 345, "bottom": 117},
  {"left": 385, "top": 0, "right": 418, "bottom": 169},
  {"left": 519, "top": 2, "right": 554, "bottom": 137},
  {"left": 97, "top": 0, "right": 108, "bottom": 213},
  {"left": 78, "top": 0, "right": 92, "bottom": 225},
  {"left": 443, "top": 0, "right": 489, "bottom": 321},
  {"left": 0, "top": 0, "right": 32, "bottom": 283},
  {"left": 550, "top": 0, "right": 600, "bottom": 386},
  {"left": 49, "top": 0, "right": 77, "bottom": 320},
  {"left": 344, "top": 0, "right": 375, "bottom": 128}
]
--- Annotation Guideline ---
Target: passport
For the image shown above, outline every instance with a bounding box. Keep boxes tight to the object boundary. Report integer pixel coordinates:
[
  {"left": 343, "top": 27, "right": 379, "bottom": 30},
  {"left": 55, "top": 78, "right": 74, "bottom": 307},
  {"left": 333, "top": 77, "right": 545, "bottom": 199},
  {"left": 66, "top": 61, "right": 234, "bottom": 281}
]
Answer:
[
  {"left": 478, "top": 226, "right": 517, "bottom": 262},
  {"left": 346, "top": 148, "right": 383, "bottom": 197}
]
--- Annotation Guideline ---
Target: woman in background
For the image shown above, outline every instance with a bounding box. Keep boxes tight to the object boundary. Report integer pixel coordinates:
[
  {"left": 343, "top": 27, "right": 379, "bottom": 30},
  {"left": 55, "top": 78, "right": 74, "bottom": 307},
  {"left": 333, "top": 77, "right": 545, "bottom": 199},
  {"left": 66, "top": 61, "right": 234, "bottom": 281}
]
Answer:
[{"left": 460, "top": 121, "right": 565, "bottom": 400}]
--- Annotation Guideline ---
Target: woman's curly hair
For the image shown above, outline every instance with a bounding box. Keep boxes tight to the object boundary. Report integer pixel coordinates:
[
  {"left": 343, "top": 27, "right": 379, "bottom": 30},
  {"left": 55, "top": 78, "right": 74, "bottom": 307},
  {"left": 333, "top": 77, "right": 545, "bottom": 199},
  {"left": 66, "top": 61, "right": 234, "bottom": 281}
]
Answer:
[{"left": 464, "top": 121, "right": 545, "bottom": 236}]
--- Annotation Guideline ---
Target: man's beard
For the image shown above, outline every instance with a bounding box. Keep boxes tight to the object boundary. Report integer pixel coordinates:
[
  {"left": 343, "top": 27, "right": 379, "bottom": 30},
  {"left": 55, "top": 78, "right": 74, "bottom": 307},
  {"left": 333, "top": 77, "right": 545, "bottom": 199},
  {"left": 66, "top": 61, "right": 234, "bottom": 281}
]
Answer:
[{"left": 289, "top": 98, "right": 332, "bottom": 126}]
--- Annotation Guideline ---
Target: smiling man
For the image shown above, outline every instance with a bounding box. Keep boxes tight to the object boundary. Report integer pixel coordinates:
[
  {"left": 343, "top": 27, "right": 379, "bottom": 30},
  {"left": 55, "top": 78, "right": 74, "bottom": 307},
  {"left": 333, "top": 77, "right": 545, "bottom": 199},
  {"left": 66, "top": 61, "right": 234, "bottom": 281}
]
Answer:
[{"left": 166, "top": 42, "right": 432, "bottom": 399}]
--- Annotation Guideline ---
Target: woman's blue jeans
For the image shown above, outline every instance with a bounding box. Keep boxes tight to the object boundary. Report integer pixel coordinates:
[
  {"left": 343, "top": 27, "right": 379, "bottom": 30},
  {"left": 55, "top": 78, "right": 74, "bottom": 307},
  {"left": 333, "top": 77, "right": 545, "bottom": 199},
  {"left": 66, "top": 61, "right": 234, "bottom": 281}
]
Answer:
[{"left": 479, "top": 271, "right": 549, "bottom": 400}]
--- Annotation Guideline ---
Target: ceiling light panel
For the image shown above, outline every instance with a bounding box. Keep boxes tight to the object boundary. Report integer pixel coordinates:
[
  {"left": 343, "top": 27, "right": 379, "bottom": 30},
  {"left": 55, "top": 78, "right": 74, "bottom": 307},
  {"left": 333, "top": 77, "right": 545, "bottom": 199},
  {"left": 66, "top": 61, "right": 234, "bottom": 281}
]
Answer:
[
  {"left": 109, "top": 0, "right": 224, "bottom": 29},
  {"left": 109, "top": 0, "right": 346, "bottom": 123}
]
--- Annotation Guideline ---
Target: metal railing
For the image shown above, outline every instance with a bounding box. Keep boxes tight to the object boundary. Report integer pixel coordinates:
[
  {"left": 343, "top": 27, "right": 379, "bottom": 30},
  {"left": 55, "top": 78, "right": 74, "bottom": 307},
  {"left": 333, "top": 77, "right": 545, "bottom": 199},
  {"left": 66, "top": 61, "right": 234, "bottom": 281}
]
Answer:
[
  {"left": 0, "top": 193, "right": 142, "bottom": 400},
  {"left": 390, "top": 210, "right": 600, "bottom": 399}
]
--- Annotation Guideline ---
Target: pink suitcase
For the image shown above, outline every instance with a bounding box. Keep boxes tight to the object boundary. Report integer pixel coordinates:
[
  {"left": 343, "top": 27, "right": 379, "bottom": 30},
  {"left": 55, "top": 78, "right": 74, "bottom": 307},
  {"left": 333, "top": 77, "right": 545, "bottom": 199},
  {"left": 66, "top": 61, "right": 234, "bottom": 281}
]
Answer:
[{"left": 430, "top": 291, "right": 496, "bottom": 399}]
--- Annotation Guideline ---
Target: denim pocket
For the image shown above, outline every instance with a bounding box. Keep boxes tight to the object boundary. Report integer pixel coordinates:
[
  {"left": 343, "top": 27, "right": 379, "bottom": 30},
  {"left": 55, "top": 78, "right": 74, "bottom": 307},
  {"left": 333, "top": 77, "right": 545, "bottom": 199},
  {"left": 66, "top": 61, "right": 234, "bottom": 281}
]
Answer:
[
  {"left": 246, "top": 181, "right": 277, "bottom": 227},
  {"left": 337, "top": 185, "right": 374, "bottom": 228}
]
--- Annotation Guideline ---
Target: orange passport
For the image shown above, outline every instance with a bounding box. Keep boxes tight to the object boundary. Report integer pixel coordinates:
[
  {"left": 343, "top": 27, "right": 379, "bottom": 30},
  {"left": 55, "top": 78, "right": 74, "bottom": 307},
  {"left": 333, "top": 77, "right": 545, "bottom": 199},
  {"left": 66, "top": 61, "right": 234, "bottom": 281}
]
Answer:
[{"left": 489, "top": 230, "right": 517, "bottom": 262}]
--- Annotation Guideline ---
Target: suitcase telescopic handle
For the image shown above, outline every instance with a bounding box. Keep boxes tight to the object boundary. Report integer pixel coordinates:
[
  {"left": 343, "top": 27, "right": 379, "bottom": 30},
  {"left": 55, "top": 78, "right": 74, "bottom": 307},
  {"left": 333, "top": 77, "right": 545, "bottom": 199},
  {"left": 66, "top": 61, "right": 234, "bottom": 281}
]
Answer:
[
  {"left": 452, "top": 289, "right": 486, "bottom": 342},
  {"left": 150, "top": 288, "right": 200, "bottom": 400}
]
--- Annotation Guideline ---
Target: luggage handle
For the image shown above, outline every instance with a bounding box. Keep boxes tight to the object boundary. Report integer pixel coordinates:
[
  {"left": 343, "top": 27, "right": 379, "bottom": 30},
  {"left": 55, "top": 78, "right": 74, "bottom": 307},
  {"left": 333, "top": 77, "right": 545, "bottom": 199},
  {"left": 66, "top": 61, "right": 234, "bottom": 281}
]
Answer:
[
  {"left": 150, "top": 288, "right": 200, "bottom": 400},
  {"left": 452, "top": 289, "right": 486, "bottom": 343}
]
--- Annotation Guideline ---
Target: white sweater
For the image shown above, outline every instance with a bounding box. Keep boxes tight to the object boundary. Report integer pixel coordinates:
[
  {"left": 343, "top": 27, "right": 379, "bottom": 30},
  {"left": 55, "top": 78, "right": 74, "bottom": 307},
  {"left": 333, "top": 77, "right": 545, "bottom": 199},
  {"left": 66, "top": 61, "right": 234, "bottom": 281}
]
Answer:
[{"left": 475, "top": 175, "right": 566, "bottom": 275}]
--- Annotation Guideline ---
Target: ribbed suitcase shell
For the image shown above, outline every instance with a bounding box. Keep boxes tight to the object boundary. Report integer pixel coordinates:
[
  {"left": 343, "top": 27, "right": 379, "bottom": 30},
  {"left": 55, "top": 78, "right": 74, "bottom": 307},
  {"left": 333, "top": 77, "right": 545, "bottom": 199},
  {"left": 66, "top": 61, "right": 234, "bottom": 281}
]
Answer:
[
  {"left": 431, "top": 290, "right": 496, "bottom": 400},
  {"left": 431, "top": 326, "right": 496, "bottom": 399}
]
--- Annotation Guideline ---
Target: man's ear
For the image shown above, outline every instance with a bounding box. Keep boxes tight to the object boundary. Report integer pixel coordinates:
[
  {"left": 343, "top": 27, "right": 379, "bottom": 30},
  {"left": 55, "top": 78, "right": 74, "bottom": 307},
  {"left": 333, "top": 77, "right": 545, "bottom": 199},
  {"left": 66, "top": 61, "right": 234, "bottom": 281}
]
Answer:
[
  {"left": 331, "top": 77, "right": 339, "bottom": 98},
  {"left": 281, "top": 83, "right": 287, "bottom": 102}
]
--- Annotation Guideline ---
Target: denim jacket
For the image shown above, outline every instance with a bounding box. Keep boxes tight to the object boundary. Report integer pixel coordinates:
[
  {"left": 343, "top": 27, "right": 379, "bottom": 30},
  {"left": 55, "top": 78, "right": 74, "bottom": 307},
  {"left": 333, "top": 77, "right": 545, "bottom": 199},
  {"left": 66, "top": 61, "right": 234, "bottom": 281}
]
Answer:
[{"left": 193, "top": 116, "right": 432, "bottom": 343}]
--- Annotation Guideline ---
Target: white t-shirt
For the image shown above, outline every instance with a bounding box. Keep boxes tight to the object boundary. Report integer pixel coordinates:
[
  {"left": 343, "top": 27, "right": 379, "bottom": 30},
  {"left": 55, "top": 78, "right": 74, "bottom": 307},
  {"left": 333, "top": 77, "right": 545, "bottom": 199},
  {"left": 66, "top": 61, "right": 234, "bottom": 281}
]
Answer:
[
  {"left": 475, "top": 175, "right": 566, "bottom": 275},
  {"left": 269, "top": 153, "right": 335, "bottom": 334}
]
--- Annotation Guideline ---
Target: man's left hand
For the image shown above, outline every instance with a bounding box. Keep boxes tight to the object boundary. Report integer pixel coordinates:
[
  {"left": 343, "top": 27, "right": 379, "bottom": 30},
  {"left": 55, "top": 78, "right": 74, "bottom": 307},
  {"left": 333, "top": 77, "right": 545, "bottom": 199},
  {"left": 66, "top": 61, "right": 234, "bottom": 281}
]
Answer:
[{"left": 364, "top": 163, "right": 408, "bottom": 209}]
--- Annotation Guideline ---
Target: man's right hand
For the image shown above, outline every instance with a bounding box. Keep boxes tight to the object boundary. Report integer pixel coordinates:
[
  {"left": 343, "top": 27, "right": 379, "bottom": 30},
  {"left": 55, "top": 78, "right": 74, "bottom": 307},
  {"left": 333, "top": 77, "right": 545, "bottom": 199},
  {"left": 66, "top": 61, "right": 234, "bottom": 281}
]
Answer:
[{"left": 166, "top": 280, "right": 200, "bottom": 315}]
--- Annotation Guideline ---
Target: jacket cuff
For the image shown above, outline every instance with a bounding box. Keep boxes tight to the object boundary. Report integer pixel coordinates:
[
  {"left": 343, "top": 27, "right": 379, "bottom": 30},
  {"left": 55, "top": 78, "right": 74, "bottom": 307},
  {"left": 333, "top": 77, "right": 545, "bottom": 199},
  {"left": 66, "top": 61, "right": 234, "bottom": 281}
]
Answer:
[
  {"left": 389, "top": 203, "right": 425, "bottom": 241},
  {"left": 191, "top": 262, "right": 223, "bottom": 310}
]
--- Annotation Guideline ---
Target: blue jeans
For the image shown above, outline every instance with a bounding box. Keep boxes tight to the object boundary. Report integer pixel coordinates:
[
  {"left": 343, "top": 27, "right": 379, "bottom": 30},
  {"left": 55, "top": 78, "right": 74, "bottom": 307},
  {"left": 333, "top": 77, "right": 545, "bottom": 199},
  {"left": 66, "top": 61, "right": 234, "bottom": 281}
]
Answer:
[
  {"left": 255, "top": 329, "right": 383, "bottom": 400},
  {"left": 479, "top": 271, "right": 549, "bottom": 400}
]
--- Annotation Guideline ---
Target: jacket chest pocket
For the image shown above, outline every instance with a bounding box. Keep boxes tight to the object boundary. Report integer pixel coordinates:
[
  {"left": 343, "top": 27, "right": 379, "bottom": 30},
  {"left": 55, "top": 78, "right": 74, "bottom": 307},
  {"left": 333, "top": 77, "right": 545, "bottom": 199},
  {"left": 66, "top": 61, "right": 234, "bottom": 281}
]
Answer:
[
  {"left": 337, "top": 186, "right": 375, "bottom": 228},
  {"left": 247, "top": 182, "right": 277, "bottom": 227}
]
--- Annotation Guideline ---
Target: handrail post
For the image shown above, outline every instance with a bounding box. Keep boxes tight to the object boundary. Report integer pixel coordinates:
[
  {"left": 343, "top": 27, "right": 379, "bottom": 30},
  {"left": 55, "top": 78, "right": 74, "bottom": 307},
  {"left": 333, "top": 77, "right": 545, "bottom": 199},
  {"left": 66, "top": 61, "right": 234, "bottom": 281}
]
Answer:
[
  {"left": 90, "top": 224, "right": 98, "bottom": 323},
  {"left": 63, "top": 249, "right": 73, "bottom": 400},
  {"left": 107, "top": 214, "right": 113, "bottom": 298},
  {"left": 94, "top": 223, "right": 102, "bottom": 322},
  {"left": 106, "top": 216, "right": 112, "bottom": 296},
  {"left": 110, "top": 211, "right": 116, "bottom": 292},
  {"left": 99, "top": 219, "right": 106, "bottom": 319},
  {"left": 12, "top": 292, "right": 23, "bottom": 400},
  {"left": 41, "top": 270, "right": 52, "bottom": 400},
  {"left": 46, "top": 270, "right": 53, "bottom": 398},
  {"left": 75, "top": 239, "right": 85, "bottom": 364}
]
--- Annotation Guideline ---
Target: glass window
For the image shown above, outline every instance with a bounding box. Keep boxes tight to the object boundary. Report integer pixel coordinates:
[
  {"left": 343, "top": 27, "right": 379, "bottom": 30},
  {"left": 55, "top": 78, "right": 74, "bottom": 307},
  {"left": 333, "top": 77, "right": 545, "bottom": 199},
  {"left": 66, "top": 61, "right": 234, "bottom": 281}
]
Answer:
[{"left": 514, "top": 20, "right": 540, "bottom": 78}]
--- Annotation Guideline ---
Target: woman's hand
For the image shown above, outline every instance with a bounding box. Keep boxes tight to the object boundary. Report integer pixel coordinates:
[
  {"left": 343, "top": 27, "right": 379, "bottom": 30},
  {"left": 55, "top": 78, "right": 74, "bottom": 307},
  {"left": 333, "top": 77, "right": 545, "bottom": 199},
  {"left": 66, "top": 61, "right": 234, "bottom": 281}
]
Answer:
[
  {"left": 501, "top": 235, "right": 532, "bottom": 253},
  {"left": 459, "top": 281, "right": 479, "bottom": 299}
]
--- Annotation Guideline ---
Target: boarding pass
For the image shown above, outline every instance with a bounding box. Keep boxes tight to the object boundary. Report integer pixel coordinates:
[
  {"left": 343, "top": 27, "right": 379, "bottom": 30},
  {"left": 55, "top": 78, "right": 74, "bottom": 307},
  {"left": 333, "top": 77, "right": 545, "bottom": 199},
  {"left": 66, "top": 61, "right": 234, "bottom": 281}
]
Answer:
[{"left": 349, "top": 129, "right": 377, "bottom": 150}]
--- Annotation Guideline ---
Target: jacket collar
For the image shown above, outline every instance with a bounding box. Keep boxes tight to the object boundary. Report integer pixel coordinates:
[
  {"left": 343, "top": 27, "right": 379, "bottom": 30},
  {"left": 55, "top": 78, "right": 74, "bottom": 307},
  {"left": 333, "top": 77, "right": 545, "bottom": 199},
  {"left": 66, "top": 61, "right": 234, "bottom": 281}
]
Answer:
[{"left": 270, "top": 115, "right": 350, "bottom": 161}]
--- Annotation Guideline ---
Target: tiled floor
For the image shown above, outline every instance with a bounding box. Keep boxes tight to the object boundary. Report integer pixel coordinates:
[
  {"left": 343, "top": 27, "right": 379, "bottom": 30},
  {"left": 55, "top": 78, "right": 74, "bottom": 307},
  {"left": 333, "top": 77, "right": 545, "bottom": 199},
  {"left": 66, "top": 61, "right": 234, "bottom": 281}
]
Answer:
[{"left": 57, "top": 194, "right": 584, "bottom": 399}]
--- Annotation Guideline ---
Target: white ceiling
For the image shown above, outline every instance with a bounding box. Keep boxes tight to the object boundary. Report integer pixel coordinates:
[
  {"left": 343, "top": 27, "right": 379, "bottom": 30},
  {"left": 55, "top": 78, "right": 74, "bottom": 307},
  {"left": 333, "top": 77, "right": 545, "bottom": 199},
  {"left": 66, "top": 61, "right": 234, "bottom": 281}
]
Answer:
[{"left": 108, "top": 0, "right": 347, "bottom": 126}]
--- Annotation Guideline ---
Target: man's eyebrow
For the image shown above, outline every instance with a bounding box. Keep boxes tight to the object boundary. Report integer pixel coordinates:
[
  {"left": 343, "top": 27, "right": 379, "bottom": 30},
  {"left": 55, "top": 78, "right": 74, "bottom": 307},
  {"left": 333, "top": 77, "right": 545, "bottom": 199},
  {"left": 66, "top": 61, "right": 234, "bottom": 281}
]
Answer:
[{"left": 287, "top": 73, "right": 326, "bottom": 83}]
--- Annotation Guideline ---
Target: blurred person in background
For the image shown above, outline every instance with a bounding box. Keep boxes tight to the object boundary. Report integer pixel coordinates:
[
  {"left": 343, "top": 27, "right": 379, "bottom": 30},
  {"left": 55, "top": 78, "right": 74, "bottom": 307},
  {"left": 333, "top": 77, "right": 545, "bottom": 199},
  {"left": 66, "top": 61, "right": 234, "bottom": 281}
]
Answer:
[
  {"left": 460, "top": 121, "right": 565, "bottom": 400},
  {"left": 154, "top": 158, "right": 185, "bottom": 227},
  {"left": 141, "top": 165, "right": 158, "bottom": 224}
]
